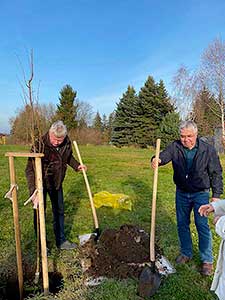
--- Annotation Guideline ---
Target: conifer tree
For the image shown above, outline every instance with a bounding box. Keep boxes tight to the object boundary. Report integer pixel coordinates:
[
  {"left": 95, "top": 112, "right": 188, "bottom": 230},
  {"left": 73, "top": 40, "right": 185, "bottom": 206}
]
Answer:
[
  {"left": 111, "top": 86, "right": 139, "bottom": 146},
  {"left": 93, "top": 111, "right": 103, "bottom": 131},
  {"left": 108, "top": 111, "right": 115, "bottom": 142},
  {"left": 135, "top": 76, "right": 157, "bottom": 147},
  {"left": 192, "top": 87, "right": 220, "bottom": 136},
  {"left": 156, "top": 80, "right": 175, "bottom": 122},
  {"left": 102, "top": 114, "right": 108, "bottom": 132},
  {"left": 56, "top": 84, "right": 78, "bottom": 130},
  {"left": 156, "top": 112, "right": 180, "bottom": 148},
  {"left": 136, "top": 76, "right": 175, "bottom": 147}
]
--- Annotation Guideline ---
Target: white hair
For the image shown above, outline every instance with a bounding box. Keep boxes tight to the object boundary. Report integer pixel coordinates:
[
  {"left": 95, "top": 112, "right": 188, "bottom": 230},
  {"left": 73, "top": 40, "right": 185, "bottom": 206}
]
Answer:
[
  {"left": 49, "top": 120, "right": 67, "bottom": 137},
  {"left": 179, "top": 120, "right": 198, "bottom": 134}
]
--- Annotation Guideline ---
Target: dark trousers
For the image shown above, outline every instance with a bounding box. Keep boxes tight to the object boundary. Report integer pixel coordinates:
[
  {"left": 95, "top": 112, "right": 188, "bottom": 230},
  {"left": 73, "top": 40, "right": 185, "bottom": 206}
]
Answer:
[{"left": 34, "top": 186, "right": 66, "bottom": 247}]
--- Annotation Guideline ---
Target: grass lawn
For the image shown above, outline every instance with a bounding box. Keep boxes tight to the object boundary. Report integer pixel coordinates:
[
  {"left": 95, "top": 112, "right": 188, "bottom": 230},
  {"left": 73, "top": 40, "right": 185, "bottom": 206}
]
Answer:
[{"left": 0, "top": 144, "right": 224, "bottom": 300}]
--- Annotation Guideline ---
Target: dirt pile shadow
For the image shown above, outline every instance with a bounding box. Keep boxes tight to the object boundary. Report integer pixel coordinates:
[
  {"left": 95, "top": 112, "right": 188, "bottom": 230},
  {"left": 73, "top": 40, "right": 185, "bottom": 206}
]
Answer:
[{"left": 80, "top": 224, "right": 162, "bottom": 280}]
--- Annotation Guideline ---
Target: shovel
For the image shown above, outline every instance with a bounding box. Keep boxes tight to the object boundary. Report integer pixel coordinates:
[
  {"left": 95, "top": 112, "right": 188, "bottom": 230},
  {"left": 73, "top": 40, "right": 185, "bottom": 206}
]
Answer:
[
  {"left": 73, "top": 141, "right": 100, "bottom": 242},
  {"left": 138, "top": 138, "right": 161, "bottom": 298}
]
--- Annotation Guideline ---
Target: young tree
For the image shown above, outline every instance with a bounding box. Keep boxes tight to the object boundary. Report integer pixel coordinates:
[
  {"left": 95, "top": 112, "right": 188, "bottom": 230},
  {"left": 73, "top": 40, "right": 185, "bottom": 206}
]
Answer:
[
  {"left": 12, "top": 49, "right": 47, "bottom": 146},
  {"left": 55, "top": 84, "right": 78, "bottom": 130}
]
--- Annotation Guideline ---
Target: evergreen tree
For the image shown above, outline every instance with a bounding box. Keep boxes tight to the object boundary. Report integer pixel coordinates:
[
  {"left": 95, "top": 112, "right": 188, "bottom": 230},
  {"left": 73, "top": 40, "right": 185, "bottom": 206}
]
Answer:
[
  {"left": 136, "top": 77, "right": 175, "bottom": 147},
  {"left": 55, "top": 84, "right": 78, "bottom": 130},
  {"left": 156, "top": 80, "right": 175, "bottom": 122},
  {"left": 108, "top": 111, "right": 115, "bottom": 142},
  {"left": 155, "top": 112, "right": 180, "bottom": 148},
  {"left": 111, "top": 86, "right": 139, "bottom": 147},
  {"left": 102, "top": 114, "right": 108, "bottom": 132},
  {"left": 192, "top": 87, "right": 220, "bottom": 136},
  {"left": 93, "top": 111, "right": 103, "bottom": 131}
]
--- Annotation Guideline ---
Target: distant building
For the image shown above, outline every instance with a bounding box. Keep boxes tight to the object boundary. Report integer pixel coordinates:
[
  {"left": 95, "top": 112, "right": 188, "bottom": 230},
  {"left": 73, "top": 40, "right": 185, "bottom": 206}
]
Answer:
[{"left": 0, "top": 133, "right": 6, "bottom": 145}]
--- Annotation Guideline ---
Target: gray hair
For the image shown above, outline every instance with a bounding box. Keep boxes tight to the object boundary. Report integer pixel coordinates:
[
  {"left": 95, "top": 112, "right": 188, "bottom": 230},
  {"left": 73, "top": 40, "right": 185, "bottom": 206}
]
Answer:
[
  {"left": 179, "top": 120, "right": 198, "bottom": 134},
  {"left": 49, "top": 120, "right": 67, "bottom": 137}
]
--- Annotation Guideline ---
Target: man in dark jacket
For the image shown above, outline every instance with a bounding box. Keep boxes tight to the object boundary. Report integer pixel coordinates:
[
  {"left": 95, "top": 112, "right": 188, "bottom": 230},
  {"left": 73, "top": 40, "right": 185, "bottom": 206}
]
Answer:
[
  {"left": 26, "top": 120, "right": 86, "bottom": 250},
  {"left": 151, "top": 120, "right": 223, "bottom": 275}
]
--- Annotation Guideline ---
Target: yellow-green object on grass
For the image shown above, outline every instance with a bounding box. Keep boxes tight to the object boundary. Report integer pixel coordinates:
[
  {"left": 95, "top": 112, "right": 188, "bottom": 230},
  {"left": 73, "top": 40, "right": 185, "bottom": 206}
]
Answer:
[{"left": 93, "top": 191, "right": 132, "bottom": 211}]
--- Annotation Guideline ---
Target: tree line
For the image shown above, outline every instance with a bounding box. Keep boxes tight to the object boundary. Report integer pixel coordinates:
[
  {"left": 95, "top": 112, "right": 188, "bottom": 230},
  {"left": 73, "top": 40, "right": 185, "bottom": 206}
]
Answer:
[
  {"left": 8, "top": 38, "right": 225, "bottom": 148},
  {"left": 9, "top": 77, "right": 179, "bottom": 148}
]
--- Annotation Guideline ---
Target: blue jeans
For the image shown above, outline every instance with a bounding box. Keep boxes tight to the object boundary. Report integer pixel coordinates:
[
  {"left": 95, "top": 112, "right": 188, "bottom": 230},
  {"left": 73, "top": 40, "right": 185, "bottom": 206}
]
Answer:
[{"left": 175, "top": 189, "right": 213, "bottom": 263}]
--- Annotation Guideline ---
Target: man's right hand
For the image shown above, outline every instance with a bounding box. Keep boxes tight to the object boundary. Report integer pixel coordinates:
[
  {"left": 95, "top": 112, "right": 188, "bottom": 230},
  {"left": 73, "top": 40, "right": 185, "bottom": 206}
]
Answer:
[
  {"left": 32, "top": 194, "right": 39, "bottom": 209},
  {"left": 151, "top": 158, "right": 161, "bottom": 169}
]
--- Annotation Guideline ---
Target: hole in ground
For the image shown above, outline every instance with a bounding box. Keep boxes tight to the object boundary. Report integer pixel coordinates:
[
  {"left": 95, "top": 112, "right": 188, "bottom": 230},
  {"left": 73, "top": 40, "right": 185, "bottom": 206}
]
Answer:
[{"left": 0, "top": 271, "right": 64, "bottom": 300}]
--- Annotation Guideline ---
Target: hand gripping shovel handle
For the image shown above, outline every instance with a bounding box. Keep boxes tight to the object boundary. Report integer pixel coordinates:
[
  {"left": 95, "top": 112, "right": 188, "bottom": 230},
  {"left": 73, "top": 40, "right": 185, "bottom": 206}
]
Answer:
[
  {"left": 73, "top": 141, "right": 99, "bottom": 234},
  {"left": 150, "top": 138, "right": 161, "bottom": 263}
]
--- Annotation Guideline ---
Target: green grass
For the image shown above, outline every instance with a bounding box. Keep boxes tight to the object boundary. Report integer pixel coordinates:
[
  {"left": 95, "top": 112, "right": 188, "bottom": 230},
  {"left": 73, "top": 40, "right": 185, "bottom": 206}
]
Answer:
[{"left": 0, "top": 144, "right": 224, "bottom": 300}]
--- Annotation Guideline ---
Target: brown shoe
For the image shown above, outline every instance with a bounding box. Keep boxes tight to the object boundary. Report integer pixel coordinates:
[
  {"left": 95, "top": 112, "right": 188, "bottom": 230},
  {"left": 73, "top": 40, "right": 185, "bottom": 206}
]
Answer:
[
  {"left": 175, "top": 254, "right": 191, "bottom": 264},
  {"left": 200, "top": 263, "right": 213, "bottom": 276}
]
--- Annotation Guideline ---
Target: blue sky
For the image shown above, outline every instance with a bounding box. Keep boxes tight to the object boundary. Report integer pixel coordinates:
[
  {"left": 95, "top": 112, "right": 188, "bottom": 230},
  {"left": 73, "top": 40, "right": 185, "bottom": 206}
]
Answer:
[{"left": 1, "top": 0, "right": 225, "bottom": 133}]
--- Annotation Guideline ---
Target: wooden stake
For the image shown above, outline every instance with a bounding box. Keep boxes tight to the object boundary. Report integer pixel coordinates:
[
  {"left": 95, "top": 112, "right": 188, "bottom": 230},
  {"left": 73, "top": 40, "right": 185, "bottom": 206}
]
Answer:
[
  {"left": 35, "top": 157, "right": 49, "bottom": 295},
  {"left": 5, "top": 152, "right": 48, "bottom": 295},
  {"left": 8, "top": 156, "right": 23, "bottom": 300}
]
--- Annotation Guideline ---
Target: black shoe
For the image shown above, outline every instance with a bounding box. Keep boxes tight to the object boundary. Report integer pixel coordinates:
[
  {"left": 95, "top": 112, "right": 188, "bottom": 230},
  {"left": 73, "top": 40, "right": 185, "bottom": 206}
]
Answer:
[{"left": 58, "top": 240, "right": 77, "bottom": 250}]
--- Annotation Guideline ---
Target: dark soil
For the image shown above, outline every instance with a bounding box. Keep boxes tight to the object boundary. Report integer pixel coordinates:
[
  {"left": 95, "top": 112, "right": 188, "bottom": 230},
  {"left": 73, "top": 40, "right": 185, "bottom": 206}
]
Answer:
[{"left": 80, "top": 224, "right": 162, "bottom": 280}]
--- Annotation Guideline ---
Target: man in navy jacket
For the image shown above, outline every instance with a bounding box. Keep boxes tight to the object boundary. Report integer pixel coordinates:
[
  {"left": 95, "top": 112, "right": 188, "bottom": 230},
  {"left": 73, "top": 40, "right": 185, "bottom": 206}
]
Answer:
[{"left": 151, "top": 120, "right": 223, "bottom": 275}]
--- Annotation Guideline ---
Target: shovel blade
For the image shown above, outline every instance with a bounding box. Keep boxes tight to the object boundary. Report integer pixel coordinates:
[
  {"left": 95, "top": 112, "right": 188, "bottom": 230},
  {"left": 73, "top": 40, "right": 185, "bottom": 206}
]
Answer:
[
  {"left": 138, "top": 266, "right": 161, "bottom": 298},
  {"left": 79, "top": 233, "right": 97, "bottom": 245}
]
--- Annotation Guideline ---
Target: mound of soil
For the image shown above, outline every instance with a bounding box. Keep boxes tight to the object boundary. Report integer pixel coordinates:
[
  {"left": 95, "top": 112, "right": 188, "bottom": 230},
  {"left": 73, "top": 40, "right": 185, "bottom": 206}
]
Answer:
[{"left": 80, "top": 224, "right": 162, "bottom": 280}]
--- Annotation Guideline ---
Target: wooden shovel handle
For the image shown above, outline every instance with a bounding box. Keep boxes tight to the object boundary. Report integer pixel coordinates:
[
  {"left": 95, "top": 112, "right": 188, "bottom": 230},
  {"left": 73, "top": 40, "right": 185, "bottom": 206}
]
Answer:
[
  {"left": 150, "top": 139, "right": 161, "bottom": 262},
  {"left": 73, "top": 141, "right": 99, "bottom": 230}
]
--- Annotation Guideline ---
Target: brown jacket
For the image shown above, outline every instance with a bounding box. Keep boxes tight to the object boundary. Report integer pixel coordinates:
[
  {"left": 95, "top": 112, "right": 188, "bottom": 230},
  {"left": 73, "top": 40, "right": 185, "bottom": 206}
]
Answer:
[{"left": 25, "top": 132, "right": 80, "bottom": 194}]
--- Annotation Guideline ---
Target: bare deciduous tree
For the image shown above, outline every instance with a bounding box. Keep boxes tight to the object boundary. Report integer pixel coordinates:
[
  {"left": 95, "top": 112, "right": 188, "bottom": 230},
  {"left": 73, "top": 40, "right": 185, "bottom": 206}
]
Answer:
[
  {"left": 76, "top": 100, "right": 94, "bottom": 128},
  {"left": 173, "top": 38, "right": 225, "bottom": 144},
  {"left": 172, "top": 65, "right": 199, "bottom": 120},
  {"left": 200, "top": 38, "right": 225, "bottom": 139}
]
